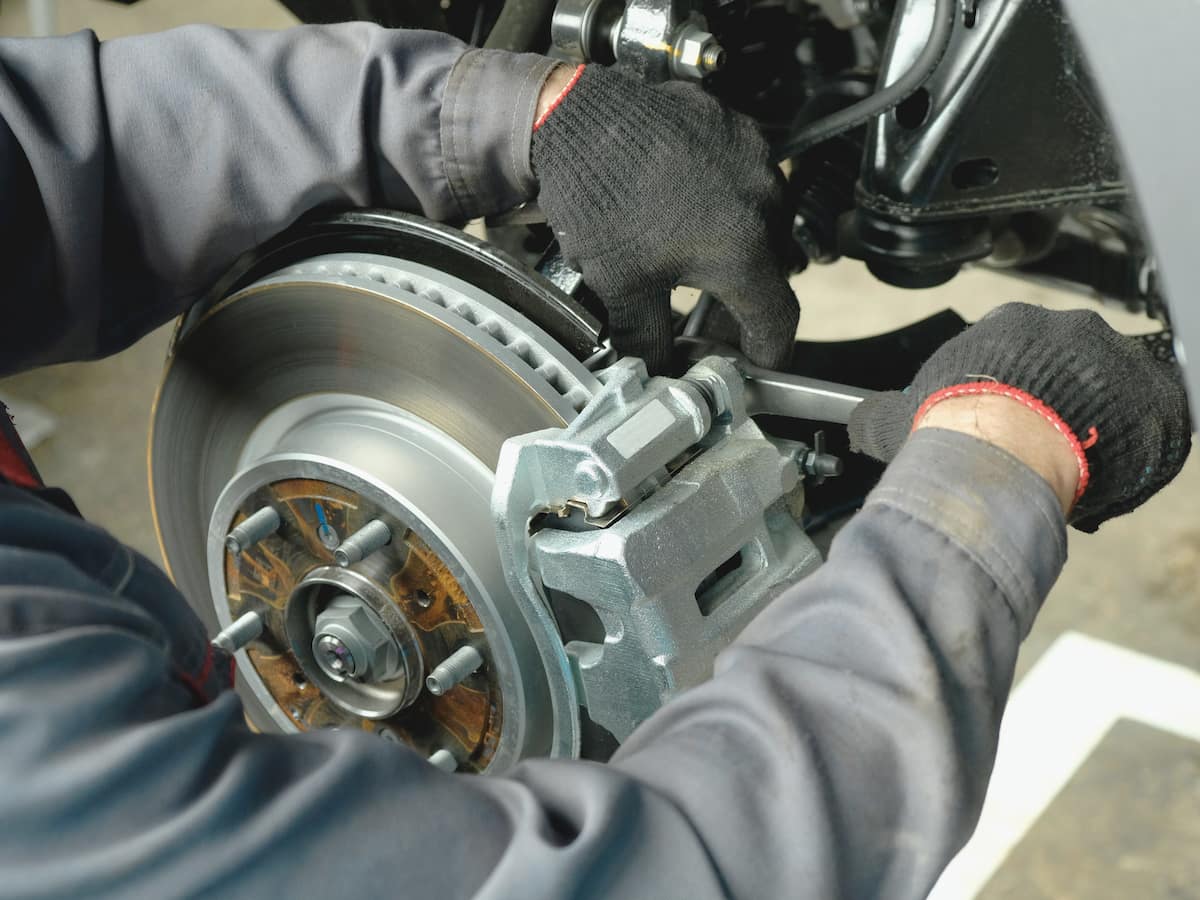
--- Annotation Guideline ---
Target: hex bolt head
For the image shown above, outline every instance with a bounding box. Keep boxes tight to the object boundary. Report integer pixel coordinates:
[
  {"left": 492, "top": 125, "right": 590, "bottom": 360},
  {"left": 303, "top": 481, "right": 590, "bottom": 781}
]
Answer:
[
  {"left": 671, "top": 25, "right": 722, "bottom": 80},
  {"left": 425, "top": 645, "right": 484, "bottom": 696},
  {"left": 427, "top": 749, "right": 458, "bottom": 772},
  {"left": 333, "top": 519, "right": 392, "bottom": 567},
  {"left": 311, "top": 594, "right": 403, "bottom": 683},
  {"left": 211, "top": 610, "right": 264, "bottom": 653},
  {"left": 225, "top": 507, "right": 281, "bottom": 555}
]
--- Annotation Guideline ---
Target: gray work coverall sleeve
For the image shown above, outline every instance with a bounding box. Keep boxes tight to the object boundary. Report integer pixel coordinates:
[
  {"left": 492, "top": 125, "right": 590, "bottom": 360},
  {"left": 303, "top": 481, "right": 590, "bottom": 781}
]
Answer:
[
  {"left": 0, "top": 24, "right": 1068, "bottom": 900},
  {"left": 0, "top": 429, "right": 1067, "bottom": 898},
  {"left": 0, "top": 25, "right": 556, "bottom": 376}
]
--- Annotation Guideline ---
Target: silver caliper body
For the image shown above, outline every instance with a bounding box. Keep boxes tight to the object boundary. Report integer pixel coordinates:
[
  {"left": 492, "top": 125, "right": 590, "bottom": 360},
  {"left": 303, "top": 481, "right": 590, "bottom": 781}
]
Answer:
[{"left": 494, "top": 356, "right": 822, "bottom": 745}]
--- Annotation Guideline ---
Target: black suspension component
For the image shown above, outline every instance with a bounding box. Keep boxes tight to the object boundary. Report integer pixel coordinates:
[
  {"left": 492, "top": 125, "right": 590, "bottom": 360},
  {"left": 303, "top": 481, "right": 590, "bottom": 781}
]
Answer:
[
  {"left": 849, "top": 209, "right": 992, "bottom": 289},
  {"left": 787, "top": 128, "right": 866, "bottom": 268}
]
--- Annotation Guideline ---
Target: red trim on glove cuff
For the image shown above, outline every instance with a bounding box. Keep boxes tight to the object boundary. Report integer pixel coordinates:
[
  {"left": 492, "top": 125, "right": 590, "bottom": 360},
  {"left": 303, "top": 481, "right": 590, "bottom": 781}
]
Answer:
[
  {"left": 0, "top": 405, "right": 43, "bottom": 489},
  {"left": 911, "top": 382, "right": 1092, "bottom": 504},
  {"left": 175, "top": 643, "right": 217, "bottom": 706},
  {"left": 533, "top": 64, "right": 585, "bottom": 132}
]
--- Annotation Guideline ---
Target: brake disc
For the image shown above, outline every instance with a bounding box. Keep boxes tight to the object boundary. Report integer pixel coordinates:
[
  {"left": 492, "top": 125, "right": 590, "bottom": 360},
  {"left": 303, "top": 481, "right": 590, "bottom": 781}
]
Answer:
[{"left": 150, "top": 218, "right": 601, "bottom": 773}]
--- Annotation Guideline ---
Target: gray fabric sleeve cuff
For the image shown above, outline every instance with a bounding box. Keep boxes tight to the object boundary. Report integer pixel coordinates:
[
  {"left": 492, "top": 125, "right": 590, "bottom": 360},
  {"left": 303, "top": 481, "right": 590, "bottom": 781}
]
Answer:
[
  {"left": 440, "top": 49, "right": 560, "bottom": 220},
  {"left": 865, "top": 428, "right": 1068, "bottom": 637}
]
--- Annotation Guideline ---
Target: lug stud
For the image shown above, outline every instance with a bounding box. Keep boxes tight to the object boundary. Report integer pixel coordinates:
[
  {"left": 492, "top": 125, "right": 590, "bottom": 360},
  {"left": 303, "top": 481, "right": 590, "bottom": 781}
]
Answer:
[
  {"left": 211, "top": 611, "right": 263, "bottom": 653},
  {"left": 333, "top": 519, "right": 391, "bottom": 567},
  {"left": 427, "top": 749, "right": 458, "bottom": 772},
  {"left": 425, "top": 645, "right": 483, "bottom": 696},
  {"left": 225, "top": 507, "right": 280, "bottom": 555}
]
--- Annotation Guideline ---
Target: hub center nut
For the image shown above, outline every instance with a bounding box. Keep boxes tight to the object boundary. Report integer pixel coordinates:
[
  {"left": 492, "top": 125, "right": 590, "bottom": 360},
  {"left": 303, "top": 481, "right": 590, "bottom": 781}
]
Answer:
[
  {"left": 315, "top": 634, "right": 357, "bottom": 678},
  {"left": 312, "top": 594, "right": 404, "bottom": 684}
]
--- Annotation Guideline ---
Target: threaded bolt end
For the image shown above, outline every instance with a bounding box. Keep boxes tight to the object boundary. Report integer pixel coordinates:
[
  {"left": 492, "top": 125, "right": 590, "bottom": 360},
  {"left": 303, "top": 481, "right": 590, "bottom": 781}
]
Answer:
[
  {"left": 225, "top": 506, "right": 281, "bottom": 555},
  {"left": 333, "top": 519, "right": 392, "bottom": 566},
  {"left": 425, "top": 645, "right": 484, "bottom": 696},
  {"left": 701, "top": 43, "right": 726, "bottom": 72}
]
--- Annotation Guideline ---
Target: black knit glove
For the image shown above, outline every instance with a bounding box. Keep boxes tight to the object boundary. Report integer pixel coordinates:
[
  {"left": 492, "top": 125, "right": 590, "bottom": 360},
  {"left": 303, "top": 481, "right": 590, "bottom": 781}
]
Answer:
[
  {"left": 530, "top": 64, "right": 798, "bottom": 372},
  {"left": 848, "top": 303, "right": 1193, "bottom": 531}
]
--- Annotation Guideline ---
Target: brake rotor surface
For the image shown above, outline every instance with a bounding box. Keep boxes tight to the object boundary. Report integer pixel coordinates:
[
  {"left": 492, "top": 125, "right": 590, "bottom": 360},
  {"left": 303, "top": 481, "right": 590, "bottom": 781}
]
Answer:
[{"left": 150, "top": 244, "right": 600, "bottom": 772}]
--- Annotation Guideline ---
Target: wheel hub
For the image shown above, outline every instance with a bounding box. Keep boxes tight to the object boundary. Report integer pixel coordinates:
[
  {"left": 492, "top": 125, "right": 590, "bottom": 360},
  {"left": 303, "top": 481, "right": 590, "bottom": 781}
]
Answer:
[
  {"left": 217, "top": 459, "right": 507, "bottom": 761},
  {"left": 151, "top": 237, "right": 601, "bottom": 773}
]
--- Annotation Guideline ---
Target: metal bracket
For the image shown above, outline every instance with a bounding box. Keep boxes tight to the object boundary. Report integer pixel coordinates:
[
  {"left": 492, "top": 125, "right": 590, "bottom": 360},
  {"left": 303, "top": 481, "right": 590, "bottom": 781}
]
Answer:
[{"left": 493, "top": 355, "right": 822, "bottom": 744}]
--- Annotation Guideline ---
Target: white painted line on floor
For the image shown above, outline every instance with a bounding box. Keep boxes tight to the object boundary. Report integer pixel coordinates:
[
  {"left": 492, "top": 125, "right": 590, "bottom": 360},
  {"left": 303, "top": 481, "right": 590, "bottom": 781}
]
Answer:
[{"left": 929, "top": 631, "right": 1200, "bottom": 900}]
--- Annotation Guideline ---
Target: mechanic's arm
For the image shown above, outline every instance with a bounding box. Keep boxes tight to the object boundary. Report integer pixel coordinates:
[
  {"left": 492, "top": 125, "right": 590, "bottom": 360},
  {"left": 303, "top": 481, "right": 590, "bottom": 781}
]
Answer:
[
  {"left": 0, "top": 420, "right": 1060, "bottom": 898},
  {"left": 0, "top": 25, "right": 557, "bottom": 376},
  {"left": 0, "top": 29, "right": 796, "bottom": 378},
  {"left": 0, "top": 305, "right": 1188, "bottom": 897}
]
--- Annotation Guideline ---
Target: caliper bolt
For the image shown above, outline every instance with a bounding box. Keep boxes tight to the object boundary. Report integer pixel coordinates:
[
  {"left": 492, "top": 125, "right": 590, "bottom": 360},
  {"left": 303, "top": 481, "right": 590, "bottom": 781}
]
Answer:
[
  {"left": 225, "top": 506, "right": 280, "bottom": 555},
  {"left": 670, "top": 24, "right": 726, "bottom": 80},
  {"left": 334, "top": 519, "right": 392, "bottom": 567},
  {"left": 427, "top": 749, "right": 458, "bottom": 772},
  {"left": 425, "top": 645, "right": 484, "bottom": 696},
  {"left": 574, "top": 460, "right": 606, "bottom": 498},
  {"left": 211, "top": 610, "right": 264, "bottom": 653}
]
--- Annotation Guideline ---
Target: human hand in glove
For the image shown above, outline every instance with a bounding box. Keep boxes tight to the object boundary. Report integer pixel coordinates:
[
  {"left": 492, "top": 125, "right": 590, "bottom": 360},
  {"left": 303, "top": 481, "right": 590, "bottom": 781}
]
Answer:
[
  {"left": 848, "top": 302, "right": 1193, "bottom": 531},
  {"left": 530, "top": 64, "right": 799, "bottom": 372}
]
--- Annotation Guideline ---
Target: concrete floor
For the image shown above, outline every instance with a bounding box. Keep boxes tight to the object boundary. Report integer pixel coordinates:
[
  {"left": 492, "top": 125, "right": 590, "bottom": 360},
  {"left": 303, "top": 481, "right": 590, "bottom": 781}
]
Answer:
[{"left": 2, "top": 3, "right": 1198, "bottom": 898}]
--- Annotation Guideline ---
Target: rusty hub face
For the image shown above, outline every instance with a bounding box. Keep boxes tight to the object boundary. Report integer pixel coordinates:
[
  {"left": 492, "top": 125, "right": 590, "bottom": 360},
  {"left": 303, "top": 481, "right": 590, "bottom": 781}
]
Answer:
[
  {"left": 224, "top": 478, "right": 504, "bottom": 773},
  {"left": 206, "top": 395, "right": 563, "bottom": 773}
]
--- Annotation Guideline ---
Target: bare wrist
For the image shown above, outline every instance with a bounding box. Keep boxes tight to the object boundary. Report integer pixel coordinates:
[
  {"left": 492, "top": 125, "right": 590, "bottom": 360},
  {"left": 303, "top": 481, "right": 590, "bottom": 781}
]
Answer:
[
  {"left": 535, "top": 64, "right": 578, "bottom": 130},
  {"left": 916, "top": 395, "right": 1081, "bottom": 514}
]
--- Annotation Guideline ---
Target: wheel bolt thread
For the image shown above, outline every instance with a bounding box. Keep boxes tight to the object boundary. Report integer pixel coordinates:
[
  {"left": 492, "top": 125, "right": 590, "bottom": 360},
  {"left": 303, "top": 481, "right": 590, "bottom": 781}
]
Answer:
[
  {"left": 428, "top": 749, "right": 458, "bottom": 772},
  {"left": 211, "top": 611, "right": 263, "bottom": 653},
  {"left": 334, "top": 519, "right": 392, "bottom": 566},
  {"left": 226, "top": 507, "right": 281, "bottom": 555},
  {"left": 425, "top": 645, "right": 483, "bottom": 696}
]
